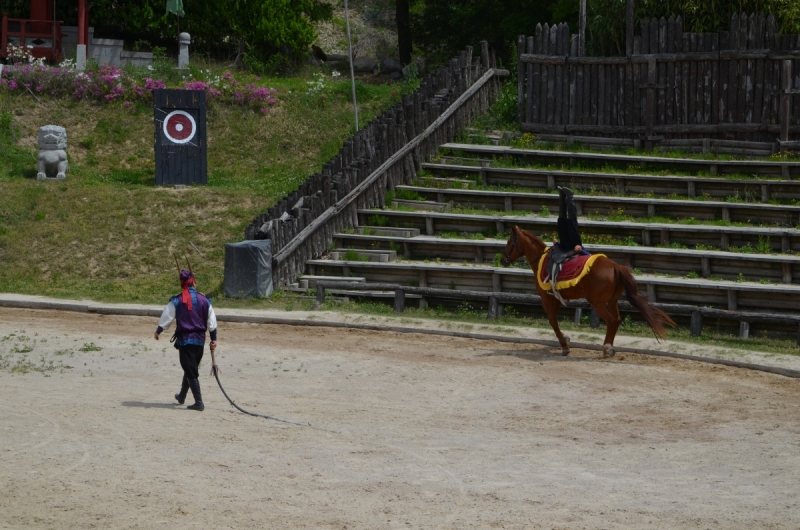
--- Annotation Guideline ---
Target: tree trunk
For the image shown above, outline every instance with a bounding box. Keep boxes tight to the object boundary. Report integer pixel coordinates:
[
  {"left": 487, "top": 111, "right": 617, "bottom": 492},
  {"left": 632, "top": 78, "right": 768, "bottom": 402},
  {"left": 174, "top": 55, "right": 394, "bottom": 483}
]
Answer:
[{"left": 396, "top": 0, "right": 412, "bottom": 65}]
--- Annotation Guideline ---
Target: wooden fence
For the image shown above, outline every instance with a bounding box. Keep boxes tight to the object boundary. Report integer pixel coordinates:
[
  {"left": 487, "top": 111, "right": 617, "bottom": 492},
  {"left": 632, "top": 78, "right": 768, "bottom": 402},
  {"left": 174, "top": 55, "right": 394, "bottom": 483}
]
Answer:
[
  {"left": 518, "top": 14, "right": 800, "bottom": 145},
  {"left": 243, "top": 43, "right": 506, "bottom": 289}
]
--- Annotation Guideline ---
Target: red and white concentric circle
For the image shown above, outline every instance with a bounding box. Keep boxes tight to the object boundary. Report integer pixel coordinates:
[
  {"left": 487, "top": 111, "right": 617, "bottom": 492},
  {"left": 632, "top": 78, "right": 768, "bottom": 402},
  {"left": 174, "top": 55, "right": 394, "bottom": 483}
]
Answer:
[{"left": 163, "top": 110, "right": 197, "bottom": 144}]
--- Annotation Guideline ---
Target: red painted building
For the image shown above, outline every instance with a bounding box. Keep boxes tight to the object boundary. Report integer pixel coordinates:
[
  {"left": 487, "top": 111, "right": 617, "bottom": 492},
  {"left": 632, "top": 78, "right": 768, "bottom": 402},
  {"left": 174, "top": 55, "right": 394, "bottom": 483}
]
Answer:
[{"left": 1, "top": 0, "right": 88, "bottom": 61}]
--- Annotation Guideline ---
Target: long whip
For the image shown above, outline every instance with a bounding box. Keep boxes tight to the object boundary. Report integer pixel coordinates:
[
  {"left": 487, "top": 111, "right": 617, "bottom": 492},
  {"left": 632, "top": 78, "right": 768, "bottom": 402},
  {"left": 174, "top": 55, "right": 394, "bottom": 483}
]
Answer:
[{"left": 211, "top": 368, "right": 309, "bottom": 427}]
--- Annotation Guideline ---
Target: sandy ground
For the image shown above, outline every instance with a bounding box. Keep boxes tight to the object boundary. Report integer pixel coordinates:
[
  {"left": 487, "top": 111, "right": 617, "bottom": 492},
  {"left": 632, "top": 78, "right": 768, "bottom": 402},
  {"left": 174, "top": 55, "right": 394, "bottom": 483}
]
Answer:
[{"left": 1, "top": 307, "right": 800, "bottom": 529}]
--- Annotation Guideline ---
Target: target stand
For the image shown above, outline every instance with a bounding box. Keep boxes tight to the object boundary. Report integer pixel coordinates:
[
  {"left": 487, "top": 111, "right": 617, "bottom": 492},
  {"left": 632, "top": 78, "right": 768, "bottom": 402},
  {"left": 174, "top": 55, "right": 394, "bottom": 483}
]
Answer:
[{"left": 154, "top": 89, "right": 208, "bottom": 186}]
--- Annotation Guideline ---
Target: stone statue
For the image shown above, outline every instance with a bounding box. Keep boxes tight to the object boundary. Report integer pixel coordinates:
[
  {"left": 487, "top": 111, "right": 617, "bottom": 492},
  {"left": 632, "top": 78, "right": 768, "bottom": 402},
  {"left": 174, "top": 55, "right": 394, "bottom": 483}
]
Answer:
[{"left": 37, "top": 125, "right": 68, "bottom": 180}]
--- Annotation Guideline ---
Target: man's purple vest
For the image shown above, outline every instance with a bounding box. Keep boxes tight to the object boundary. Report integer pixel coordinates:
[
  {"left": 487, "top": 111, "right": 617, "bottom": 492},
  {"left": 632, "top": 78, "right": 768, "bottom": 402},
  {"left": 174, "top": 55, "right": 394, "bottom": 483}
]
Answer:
[{"left": 171, "top": 288, "right": 210, "bottom": 347}]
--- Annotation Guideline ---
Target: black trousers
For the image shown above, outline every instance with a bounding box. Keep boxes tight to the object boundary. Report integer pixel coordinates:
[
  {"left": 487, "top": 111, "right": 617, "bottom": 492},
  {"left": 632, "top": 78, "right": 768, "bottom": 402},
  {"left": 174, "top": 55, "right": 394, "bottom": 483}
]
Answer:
[{"left": 179, "top": 344, "right": 204, "bottom": 379}]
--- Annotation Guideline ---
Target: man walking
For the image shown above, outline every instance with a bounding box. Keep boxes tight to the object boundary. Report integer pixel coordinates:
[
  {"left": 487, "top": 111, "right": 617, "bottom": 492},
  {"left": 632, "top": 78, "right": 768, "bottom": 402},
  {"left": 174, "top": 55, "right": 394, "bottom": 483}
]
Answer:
[{"left": 154, "top": 268, "right": 218, "bottom": 411}]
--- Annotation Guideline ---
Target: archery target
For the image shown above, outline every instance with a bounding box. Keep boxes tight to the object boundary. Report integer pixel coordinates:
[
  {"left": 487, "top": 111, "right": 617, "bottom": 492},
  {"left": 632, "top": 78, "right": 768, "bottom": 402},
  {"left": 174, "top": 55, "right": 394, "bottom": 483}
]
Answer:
[{"left": 163, "top": 110, "right": 197, "bottom": 144}]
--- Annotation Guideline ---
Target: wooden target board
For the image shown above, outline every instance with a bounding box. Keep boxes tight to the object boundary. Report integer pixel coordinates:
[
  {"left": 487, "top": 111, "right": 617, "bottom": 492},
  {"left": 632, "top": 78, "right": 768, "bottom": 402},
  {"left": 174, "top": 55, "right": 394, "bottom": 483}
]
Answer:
[{"left": 154, "top": 89, "right": 208, "bottom": 186}]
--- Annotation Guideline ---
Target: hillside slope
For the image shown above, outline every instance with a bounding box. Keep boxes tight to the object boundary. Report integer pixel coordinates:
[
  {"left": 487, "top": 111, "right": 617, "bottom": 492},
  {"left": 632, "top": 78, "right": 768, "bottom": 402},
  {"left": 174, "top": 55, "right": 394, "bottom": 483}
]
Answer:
[{"left": 0, "top": 73, "right": 409, "bottom": 303}]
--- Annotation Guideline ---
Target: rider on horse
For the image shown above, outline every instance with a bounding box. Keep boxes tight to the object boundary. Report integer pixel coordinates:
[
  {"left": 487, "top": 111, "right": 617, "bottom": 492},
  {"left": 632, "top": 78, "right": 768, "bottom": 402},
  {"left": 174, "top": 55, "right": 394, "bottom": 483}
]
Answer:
[{"left": 545, "top": 187, "right": 590, "bottom": 302}]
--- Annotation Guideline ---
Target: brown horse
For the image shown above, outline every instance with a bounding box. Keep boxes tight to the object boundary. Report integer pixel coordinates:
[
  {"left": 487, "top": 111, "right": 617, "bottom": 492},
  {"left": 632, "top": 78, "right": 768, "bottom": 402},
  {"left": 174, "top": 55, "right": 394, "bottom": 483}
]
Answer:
[{"left": 500, "top": 226, "right": 676, "bottom": 357}]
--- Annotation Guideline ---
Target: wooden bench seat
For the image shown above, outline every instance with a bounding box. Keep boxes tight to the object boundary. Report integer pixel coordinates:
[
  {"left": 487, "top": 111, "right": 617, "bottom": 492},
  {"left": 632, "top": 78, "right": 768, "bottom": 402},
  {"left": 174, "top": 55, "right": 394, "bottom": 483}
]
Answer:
[
  {"left": 440, "top": 143, "right": 800, "bottom": 177},
  {"left": 397, "top": 184, "right": 800, "bottom": 225}
]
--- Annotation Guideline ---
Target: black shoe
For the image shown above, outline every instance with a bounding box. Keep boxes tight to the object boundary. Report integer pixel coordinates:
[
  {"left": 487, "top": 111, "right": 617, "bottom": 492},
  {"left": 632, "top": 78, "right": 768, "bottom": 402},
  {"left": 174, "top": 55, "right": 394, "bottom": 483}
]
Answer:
[
  {"left": 187, "top": 378, "right": 204, "bottom": 411},
  {"left": 175, "top": 376, "right": 189, "bottom": 405},
  {"left": 558, "top": 186, "right": 574, "bottom": 199}
]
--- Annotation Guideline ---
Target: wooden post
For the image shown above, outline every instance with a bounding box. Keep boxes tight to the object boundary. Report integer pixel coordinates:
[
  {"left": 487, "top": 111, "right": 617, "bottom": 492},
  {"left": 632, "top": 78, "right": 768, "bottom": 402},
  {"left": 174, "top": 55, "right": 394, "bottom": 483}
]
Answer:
[
  {"left": 488, "top": 296, "right": 499, "bottom": 319},
  {"left": 590, "top": 308, "right": 600, "bottom": 328},
  {"left": 690, "top": 310, "right": 703, "bottom": 337},
  {"left": 480, "top": 41, "right": 490, "bottom": 71},
  {"left": 579, "top": 0, "right": 586, "bottom": 57},
  {"left": 780, "top": 59, "right": 792, "bottom": 144},
  {"left": 739, "top": 321, "right": 750, "bottom": 339},
  {"left": 574, "top": 308, "right": 583, "bottom": 324},
  {"left": 626, "top": 0, "right": 635, "bottom": 57},
  {"left": 394, "top": 288, "right": 406, "bottom": 312},
  {"left": 315, "top": 283, "right": 326, "bottom": 306}
]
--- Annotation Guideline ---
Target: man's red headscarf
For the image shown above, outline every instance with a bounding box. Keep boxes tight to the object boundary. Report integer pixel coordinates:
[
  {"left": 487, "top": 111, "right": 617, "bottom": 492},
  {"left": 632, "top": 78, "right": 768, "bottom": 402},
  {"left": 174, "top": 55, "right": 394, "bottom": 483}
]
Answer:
[{"left": 179, "top": 270, "right": 195, "bottom": 311}]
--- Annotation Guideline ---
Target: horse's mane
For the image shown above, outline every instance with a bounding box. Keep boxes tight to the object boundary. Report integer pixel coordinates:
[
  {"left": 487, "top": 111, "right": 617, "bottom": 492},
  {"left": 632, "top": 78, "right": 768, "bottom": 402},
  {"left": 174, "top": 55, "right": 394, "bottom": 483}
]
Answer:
[{"left": 519, "top": 229, "right": 545, "bottom": 244}]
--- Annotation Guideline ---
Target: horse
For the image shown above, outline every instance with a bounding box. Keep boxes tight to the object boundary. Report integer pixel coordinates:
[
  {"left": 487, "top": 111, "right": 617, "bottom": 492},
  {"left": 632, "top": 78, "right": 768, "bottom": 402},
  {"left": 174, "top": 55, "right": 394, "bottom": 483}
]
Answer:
[{"left": 500, "top": 226, "right": 676, "bottom": 357}]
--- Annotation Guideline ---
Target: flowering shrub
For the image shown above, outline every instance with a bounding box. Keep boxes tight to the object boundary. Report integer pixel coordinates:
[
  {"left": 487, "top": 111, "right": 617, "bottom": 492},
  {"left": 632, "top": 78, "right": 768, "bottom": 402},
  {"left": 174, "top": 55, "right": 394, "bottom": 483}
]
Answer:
[
  {"left": 304, "top": 71, "right": 340, "bottom": 107},
  {"left": 0, "top": 63, "right": 278, "bottom": 113},
  {"left": 6, "top": 44, "right": 45, "bottom": 67}
]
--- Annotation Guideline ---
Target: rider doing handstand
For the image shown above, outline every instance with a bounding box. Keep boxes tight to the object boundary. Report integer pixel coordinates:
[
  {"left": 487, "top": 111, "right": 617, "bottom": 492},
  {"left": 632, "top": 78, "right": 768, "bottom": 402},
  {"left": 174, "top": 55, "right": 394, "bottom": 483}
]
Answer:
[{"left": 553, "top": 186, "right": 590, "bottom": 257}]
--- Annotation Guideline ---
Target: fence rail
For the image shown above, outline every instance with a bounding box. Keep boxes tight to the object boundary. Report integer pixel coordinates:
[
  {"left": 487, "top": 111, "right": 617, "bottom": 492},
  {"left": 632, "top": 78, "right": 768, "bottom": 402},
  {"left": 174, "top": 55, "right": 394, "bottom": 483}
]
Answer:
[
  {"left": 243, "top": 43, "right": 506, "bottom": 289},
  {"left": 518, "top": 13, "right": 800, "bottom": 144}
]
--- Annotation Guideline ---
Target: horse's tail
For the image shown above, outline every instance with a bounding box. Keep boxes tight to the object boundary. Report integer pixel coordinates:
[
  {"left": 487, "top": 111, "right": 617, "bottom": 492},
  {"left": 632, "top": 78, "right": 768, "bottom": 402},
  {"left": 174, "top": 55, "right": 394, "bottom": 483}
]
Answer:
[{"left": 613, "top": 263, "right": 677, "bottom": 341}]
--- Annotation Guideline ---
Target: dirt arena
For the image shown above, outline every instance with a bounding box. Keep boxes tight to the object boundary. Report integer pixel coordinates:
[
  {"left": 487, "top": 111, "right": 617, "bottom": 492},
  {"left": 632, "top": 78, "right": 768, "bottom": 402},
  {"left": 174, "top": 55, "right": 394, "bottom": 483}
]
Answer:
[{"left": 1, "top": 307, "right": 799, "bottom": 529}]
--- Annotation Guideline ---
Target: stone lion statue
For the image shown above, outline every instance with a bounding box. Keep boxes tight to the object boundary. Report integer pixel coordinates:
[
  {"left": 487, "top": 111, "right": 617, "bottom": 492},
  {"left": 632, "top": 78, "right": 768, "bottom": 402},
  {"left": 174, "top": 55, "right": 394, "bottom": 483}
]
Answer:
[{"left": 37, "top": 125, "right": 68, "bottom": 180}]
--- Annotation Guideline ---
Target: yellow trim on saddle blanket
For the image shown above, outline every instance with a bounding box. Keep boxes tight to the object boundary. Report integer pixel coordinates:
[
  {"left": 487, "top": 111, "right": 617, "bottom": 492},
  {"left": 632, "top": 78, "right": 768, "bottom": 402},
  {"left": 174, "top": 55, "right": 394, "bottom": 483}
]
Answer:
[{"left": 536, "top": 251, "right": 606, "bottom": 291}]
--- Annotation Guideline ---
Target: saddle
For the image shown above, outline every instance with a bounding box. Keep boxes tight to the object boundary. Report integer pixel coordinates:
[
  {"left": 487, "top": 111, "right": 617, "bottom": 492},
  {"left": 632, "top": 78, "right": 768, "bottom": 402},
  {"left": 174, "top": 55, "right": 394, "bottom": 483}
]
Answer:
[{"left": 543, "top": 246, "right": 578, "bottom": 304}]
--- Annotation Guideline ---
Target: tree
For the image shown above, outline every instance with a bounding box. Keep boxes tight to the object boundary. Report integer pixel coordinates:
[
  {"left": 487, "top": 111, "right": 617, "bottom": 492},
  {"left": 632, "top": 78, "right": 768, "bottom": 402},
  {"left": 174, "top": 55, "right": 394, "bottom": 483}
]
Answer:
[
  {"left": 412, "top": 0, "right": 563, "bottom": 65},
  {"left": 396, "top": 0, "right": 413, "bottom": 65},
  {"left": 80, "top": 0, "right": 332, "bottom": 71}
]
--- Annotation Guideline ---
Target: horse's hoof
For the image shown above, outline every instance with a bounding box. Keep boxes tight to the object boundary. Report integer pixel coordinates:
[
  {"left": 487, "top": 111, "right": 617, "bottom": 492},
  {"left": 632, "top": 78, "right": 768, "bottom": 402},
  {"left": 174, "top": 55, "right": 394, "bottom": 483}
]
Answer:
[
  {"left": 561, "top": 335, "right": 570, "bottom": 356},
  {"left": 561, "top": 348, "right": 570, "bottom": 356},
  {"left": 603, "top": 343, "right": 615, "bottom": 358}
]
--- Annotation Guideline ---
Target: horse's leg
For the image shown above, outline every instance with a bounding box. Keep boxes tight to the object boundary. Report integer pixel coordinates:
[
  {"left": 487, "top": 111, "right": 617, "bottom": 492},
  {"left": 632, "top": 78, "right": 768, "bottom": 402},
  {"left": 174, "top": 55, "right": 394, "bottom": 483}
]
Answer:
[
  {"left": 542, "top": 296, "right": 571, "bottom": 355},
  {"left": 589, "top": 294, "right": 622, "bottom": 358}
]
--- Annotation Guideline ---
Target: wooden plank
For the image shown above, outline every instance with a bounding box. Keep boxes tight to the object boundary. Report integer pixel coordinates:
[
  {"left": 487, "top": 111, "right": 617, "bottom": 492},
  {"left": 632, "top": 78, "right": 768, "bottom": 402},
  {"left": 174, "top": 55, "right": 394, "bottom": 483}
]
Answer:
[
  {"left": 598, "top": 62, "right": 606, "bottom": 126},
  {"left": 658, "top": 17, "right": 667, "bottom": 126},
  {"left": 711, "top": 33, "right": 719, "bottom": 130},
  {"left": 650, "top": 18, "right": 659, "bottom": 60},
  {"left": 753, "top": 54, "right": 765, "bottom": 137},
  {"left": 728, "top": 15, "right": 740, "bottom": 125},
  {"left": 666, "top": 17, "right": 676, "bottom": 127},
  {"left": 738, "top": 14, "right": 748, "bottom": 129},
  {"left": 575, "top": 63, "right": 584, "bottom": 126},
  {"left": 532, "top": 25, "right": 543, "bottom": 124},
  {"left": 689, "top": 33, "right": 697, "bottom": 124},
  {"left": 612, "top": 63, "right": 620, "bottom": 126},
  {"left": 554, "top": 23, "right": 564, "bottom": 126},
  {"left": 525, "top": 36, "right": 534, "bottom": 124},
  {"left": 569, "top": 48, "right": 577, "bottom": 126},
  {"left": 588, "top": 64, "right": 601, "bottom": 125},
  {"left": 547, "top": 24, "right": 557, "bottom": 124},
  {"left": 539, "top": 25, "right": 550, "bottom": 124},
  {"left": 719, "top": 30, "right": 729, "bottom": 125},
  {"left": 562, "top": 24, "right": 571, "bottom": 126},
  {"left": 703, "top": 34, "right": 712, "bottom": 126}
]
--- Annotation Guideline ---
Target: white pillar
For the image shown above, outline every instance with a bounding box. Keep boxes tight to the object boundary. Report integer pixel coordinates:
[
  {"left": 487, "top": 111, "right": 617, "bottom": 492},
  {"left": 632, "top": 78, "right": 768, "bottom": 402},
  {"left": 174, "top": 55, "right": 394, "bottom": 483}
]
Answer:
[
  {"left": 178, "top": 32, "right": 190, "bottom": 69},
  {"left": 76, "top": 44, "right": 87, "bottom": 71}
]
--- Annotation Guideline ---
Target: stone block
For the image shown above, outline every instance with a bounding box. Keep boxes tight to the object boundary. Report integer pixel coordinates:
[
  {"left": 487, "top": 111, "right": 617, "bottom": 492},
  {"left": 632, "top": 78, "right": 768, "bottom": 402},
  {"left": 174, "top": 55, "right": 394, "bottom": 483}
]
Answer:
[
  {"left": 178, "top": 32, "right": 190, "bottom": 68},
  {"left": 380, "top": 58, "right": 403, "bottom": 74}
]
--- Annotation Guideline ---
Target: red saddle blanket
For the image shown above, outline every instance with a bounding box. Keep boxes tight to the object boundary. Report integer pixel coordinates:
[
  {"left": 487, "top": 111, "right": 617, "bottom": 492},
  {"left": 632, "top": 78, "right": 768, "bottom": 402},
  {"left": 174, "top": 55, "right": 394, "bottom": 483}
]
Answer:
[{"left": 536, "top": 252, "right": 605, "bottom": 291}]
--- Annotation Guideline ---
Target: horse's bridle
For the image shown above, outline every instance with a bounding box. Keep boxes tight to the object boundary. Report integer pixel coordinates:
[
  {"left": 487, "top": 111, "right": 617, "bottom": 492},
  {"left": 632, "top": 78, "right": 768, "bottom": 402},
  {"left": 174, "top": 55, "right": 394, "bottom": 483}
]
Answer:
[{"left": 501, "top": 230, "right": 519, "bottom": 266}]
